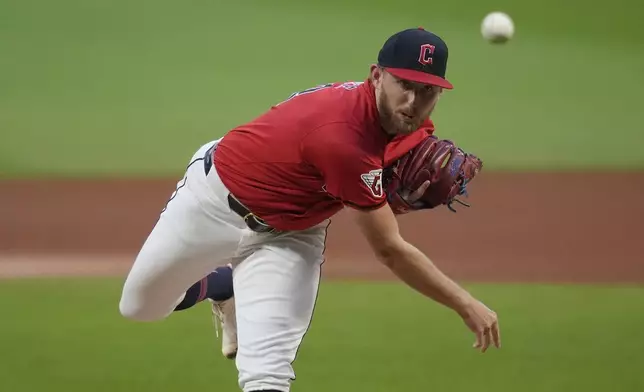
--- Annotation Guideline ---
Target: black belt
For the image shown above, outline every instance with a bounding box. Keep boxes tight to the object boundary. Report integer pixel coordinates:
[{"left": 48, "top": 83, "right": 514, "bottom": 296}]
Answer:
[{"left": 203, "top": 143, "right": 277, "bottom": 234}]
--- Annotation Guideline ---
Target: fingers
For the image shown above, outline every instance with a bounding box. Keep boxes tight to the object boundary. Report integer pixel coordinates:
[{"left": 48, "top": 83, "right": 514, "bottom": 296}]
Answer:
[
  {"left": 408, "top": 180, "right": 431, "bottom": 202},
  {"left": 473, "top": 329, "right": 483, "bottom": 350},
  {"left": 473, "top": 320, "right": 500, "bottom": 353},
  {"left": 465, "top": 301, "right": 500, "bottom": 353},
  {"left": 491, "top": 321, "right": 501, "bottom": 348},
  {"left": 481, "top": 328, "right": 491, "bottom": 353}
]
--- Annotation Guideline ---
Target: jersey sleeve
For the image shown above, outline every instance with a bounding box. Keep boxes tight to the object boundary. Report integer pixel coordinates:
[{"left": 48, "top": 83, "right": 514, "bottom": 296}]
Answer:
[{"left": 301, "top": 123, "right": 387, "bottom": 210}]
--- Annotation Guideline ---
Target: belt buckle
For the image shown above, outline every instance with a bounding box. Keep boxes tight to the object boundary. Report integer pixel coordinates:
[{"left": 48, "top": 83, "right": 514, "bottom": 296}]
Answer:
[
  {"left": 243, "top": 212, "right": 275, "bottom": 233},
  {"left": 227, "top": 193, "right": 276, "bottom": 234}
]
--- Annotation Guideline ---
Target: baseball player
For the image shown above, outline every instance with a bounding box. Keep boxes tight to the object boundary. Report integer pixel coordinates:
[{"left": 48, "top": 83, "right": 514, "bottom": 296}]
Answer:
[{"left": 119, "top": 27, "right": 500, "bottom": 392}]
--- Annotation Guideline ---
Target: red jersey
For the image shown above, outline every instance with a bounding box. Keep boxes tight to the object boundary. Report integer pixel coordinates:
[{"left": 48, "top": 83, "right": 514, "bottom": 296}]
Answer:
[{"left": 213, "top": 79, "right": 435, "bottom": 231}]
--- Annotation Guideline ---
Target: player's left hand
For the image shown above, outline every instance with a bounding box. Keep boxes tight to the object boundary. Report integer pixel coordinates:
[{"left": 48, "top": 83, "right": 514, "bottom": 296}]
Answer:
[
  {"left": 385, "top": 136, "right": 483, "bottom": 215},
  {"left": 394, "top": 179, "right": 431, "bottom": 208}
]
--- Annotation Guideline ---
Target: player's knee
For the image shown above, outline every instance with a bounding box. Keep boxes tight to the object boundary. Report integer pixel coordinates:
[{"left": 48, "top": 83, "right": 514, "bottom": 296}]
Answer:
[
  {"left": 119, "top": 295, "right": 153, "bottom": 321},
  {"left": 118, "top": 287, "right": 166, "bottom": 322}
]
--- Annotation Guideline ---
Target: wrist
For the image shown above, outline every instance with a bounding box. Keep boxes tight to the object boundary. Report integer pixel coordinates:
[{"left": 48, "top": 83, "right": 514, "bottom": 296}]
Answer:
[{"left": 448, "top": 290, "right": 475, "bottom": 316}]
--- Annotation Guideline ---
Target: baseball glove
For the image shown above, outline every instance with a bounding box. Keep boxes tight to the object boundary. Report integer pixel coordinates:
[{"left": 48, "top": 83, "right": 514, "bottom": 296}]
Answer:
[{"left": 385, "top": 135, "right": 483, "bottom": 215}]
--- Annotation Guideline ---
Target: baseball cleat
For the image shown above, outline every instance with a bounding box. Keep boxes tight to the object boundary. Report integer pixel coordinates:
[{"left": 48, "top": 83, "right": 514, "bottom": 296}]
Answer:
[{"left": 210, "top": 297, "right": 238, "bottom": 359}]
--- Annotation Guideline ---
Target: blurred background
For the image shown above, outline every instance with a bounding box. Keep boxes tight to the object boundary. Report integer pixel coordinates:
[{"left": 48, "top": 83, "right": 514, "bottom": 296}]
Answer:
[{"left": 1, "top": 0, "right": 643, "bottom": 391}]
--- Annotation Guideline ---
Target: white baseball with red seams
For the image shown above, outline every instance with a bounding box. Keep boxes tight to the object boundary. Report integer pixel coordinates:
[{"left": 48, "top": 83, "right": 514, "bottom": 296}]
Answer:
[{"left": 481, "top": 11, "right": 515, "bottom": 43}]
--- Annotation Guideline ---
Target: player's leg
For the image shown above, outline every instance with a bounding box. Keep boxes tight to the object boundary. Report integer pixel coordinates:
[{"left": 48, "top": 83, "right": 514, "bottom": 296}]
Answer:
[
  {"left": 232, "top": 221, "right": 329, "bottom": 392},
  {"left": 119, "top": 140, "right": 245, "bottom": 323},
  {"left": 173, "top": 263, "right": 234, "bottom": 313}
]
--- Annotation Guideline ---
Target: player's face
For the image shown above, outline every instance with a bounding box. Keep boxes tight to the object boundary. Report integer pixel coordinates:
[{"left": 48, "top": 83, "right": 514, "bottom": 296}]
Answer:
[{"left": 371, "top": 67, "right": 443, "bottom": 135}]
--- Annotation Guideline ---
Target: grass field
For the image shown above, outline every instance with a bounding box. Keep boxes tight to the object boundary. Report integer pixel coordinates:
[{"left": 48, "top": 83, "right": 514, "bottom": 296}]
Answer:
[
  {"left": 2, "top": 0, "right": 644, "bottom": 177},
  {"left": 1, "top": 279, "right": 643, "bottom": 392}
]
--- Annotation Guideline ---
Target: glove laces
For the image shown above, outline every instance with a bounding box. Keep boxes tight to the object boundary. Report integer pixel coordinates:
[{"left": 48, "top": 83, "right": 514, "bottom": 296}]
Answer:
[{"left": 447, "top": 180, "right": 471, "bottom": 212}]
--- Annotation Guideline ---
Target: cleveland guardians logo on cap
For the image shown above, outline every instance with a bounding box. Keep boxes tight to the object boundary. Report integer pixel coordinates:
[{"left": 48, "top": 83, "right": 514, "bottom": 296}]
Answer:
[
  {"left": 418, "top": 44, "right": 435, "bottom": 65},
  {"left": 377, "top": 27, "right": 454, "bottom": 89}
]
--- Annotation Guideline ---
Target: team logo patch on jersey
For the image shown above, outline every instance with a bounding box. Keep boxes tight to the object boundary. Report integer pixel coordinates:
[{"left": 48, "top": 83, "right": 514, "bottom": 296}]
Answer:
[{"left": 361, "top": 169, "right": 384, "bottom": 198}]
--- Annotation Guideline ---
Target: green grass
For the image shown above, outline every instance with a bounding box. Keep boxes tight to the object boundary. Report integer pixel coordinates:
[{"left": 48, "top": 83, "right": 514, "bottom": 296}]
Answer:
[
  {"left": 0, "top": 279, "right": 643, "bottom": 391},
  {"left": 1, "top": 0, "right": 643, "bottom": 177}
]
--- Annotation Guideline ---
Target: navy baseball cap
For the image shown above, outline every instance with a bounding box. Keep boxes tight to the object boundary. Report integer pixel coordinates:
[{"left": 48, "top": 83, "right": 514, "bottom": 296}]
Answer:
[{"left": 377, "top": 27, "right": 453, "bottom": 89}]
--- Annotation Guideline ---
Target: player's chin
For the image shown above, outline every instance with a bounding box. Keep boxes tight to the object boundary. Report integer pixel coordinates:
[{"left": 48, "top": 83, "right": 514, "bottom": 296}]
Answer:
[{"left": 394, "top": 121, "right": 420, "bottom": 135}]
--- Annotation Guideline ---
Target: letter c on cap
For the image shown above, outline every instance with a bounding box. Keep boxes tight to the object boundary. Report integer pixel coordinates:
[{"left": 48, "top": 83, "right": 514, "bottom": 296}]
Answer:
[{"left": 418, "top": 44, "right": 435, "bottom": 65}]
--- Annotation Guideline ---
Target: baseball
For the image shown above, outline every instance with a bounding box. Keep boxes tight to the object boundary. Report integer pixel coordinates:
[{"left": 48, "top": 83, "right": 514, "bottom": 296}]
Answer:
[{"left": 481, "top": 11, "right": 514, "bottom": 43}]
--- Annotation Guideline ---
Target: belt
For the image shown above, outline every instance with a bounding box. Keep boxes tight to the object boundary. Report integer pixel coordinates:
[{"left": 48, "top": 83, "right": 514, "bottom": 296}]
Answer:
[{"left": 203, "top": 143, "right": 277, "bottom": 234}]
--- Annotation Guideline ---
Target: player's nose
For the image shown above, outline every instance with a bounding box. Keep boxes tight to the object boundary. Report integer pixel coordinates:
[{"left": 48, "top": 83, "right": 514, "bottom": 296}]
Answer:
[{"left": 403, "top": 89, "right": 416, "bottom": 105}]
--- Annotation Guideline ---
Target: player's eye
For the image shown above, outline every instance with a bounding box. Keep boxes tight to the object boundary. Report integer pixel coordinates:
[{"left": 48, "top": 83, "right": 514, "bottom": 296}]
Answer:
[
  {"left": 397, "top": 79, "right": 413, "bottom": 90},
  {"left": 423, "top": 85, "right": 442, "bottom": 96}
]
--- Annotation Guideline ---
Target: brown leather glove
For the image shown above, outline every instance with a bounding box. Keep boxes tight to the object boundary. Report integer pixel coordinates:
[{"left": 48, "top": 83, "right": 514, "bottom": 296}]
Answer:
[{"left": 385, "top": 136, "right": 483, "bottom": 214}]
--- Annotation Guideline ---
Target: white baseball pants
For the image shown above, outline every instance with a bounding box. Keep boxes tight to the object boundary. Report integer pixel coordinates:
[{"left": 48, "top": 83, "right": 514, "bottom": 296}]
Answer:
[{"left": 119, "top": 139, "right": 328, "bottom": 392}]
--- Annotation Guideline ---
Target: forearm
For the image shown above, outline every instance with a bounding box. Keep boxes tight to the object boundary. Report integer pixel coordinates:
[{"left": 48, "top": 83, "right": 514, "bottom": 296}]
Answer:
[{"left": 380, "top": 241, "right": 472, "bottom": 314}]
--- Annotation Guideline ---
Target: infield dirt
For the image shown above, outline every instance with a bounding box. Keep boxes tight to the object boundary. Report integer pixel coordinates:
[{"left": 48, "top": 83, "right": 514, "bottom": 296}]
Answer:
[{"left": 1, "top": 172, "right": 643, "bottom": 283}]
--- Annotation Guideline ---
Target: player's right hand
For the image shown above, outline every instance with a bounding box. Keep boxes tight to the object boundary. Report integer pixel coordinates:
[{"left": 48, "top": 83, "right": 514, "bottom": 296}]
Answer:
[{"left": 458, "top": 298, "right": 501, "bottom": 353}]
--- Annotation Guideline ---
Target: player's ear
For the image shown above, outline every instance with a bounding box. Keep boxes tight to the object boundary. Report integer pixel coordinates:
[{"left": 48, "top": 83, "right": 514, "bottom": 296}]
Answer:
[{"left": 370, "top": 64, "right": 384, "bottom": 85}]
